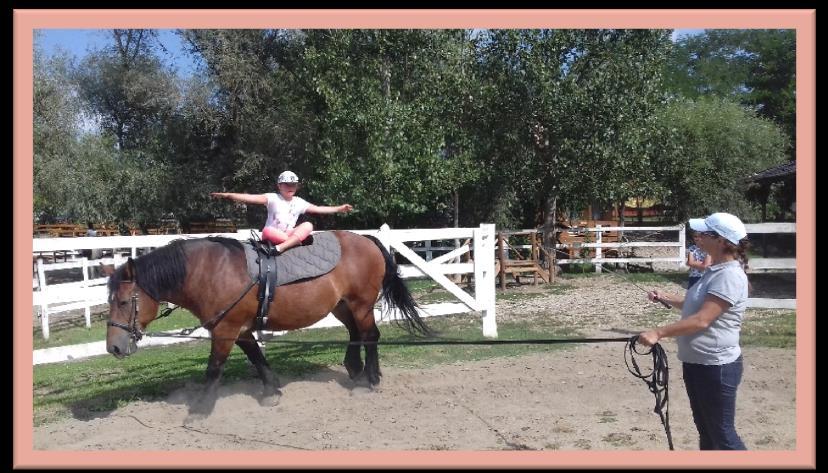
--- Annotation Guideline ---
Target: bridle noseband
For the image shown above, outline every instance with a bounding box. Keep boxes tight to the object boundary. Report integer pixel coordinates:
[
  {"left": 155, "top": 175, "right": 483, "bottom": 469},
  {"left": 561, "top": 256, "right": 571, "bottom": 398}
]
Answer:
[{"left": 107, "top": 284, "right": 144, "bottom": 342}]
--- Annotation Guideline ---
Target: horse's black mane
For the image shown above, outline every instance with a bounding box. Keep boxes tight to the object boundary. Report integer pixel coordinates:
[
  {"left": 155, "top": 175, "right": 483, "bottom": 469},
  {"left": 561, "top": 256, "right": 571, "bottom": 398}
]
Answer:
[{"left": 107, "top": 237, "right": 244, "bottom": 301}]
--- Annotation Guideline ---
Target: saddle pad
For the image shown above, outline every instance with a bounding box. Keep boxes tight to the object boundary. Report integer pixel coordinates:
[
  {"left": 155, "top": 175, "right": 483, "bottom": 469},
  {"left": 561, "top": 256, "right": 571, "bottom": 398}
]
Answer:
[{"left": 243, "top": 231, "right": 341, "bottom": 286}]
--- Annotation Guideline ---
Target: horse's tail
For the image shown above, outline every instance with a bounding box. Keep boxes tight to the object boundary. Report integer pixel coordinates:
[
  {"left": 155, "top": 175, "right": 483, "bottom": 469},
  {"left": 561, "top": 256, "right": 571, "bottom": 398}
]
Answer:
[{"left": 364, "top": 235, "right": 433, "bottom": 337}]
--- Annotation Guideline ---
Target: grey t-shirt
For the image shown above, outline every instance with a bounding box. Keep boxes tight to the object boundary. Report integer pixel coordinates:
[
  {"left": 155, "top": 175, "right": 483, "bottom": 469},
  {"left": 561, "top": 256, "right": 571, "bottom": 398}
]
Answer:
[{"left": 677, "top": 260, "right": 748, "bottom": 365}]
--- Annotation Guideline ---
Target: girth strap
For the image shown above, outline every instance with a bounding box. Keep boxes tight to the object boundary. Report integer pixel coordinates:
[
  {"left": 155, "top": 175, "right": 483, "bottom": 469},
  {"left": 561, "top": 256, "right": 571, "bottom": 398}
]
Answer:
[{"left": 255, "top": 242, "right": 279, "bottom": 332}]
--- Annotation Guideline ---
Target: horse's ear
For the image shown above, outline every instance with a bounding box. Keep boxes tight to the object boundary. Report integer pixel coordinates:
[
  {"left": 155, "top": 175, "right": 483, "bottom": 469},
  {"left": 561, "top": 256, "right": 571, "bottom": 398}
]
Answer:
[
  {"left": 124, "top": 257, "right": 136, "bottom": 280},
  {"left": 99, "top": 262, "right": 115, "bottom": 277}
]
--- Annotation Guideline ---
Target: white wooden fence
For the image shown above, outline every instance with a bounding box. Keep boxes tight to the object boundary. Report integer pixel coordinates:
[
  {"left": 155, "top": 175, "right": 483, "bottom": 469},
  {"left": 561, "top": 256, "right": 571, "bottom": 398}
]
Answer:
[
  {"left": 550, "top": 222, "right": 796, "bottom": 309},
  {"left": 743, "top": 222, "right": 796, "bottom": 309},
  {"left": 32, "top": 225, "right": 497, "bottom": 364},
  {"left": 554, "top": 224, "right": 686, "bottom": 272},
  {"left": 33, "top": 255, "right": 126, "bottom": 339}
]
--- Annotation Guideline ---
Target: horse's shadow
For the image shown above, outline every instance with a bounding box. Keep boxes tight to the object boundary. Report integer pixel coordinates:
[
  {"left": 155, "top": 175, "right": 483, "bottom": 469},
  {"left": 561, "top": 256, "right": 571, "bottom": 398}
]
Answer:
[{"left": 67, "top": 348, "right": 371, "bottom": 423}]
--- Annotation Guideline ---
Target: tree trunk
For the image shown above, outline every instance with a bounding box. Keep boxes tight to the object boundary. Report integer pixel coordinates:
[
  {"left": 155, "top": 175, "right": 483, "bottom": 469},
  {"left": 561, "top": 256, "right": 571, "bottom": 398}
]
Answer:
[{"left": 542, "top": 194, "right": 557, "bottom": 283}]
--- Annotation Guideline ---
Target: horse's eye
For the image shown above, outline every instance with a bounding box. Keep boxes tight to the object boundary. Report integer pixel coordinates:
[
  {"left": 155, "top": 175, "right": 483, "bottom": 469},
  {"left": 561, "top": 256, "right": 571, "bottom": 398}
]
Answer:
[{"left": 119, "top": 301, "right": 128, "bottom": 307}]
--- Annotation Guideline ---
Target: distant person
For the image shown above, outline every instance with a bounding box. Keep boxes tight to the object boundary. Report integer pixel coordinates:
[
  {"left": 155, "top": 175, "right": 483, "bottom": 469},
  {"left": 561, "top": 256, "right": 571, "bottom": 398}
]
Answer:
[
  {"left": 686, "top": 231, "right": 712, "bottom": 288},
  {"left": 211, "top": 170, "right": 353, "bottom": 254},
  {"left": 82, "top": 223, "right": 102, "bottom": 270},
  {"left": 639, "top": 212, "right": 750, "bottom": 450}
]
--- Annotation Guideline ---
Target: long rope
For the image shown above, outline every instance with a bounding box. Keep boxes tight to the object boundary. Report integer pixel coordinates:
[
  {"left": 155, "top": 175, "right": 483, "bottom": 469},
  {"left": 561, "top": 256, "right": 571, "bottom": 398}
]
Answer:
[
  {"left": 624, "top": 335, "right": 674, "bottom": 450},
  {"left": 128, "top": 327, "right": 675, "bottom": 450}
]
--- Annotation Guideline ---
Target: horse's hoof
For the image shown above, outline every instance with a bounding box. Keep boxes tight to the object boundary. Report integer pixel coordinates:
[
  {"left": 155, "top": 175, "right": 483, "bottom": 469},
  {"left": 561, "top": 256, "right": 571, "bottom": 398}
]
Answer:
[
  {"left": 260, "top": 391, "right": 282, "bottom": 407},
  {"left": 184, "top": 412, "right": 208, "bottom": 425},
  {"left": 350, "top": 385, "right": 371, "bottom": 395},
  {"left": 345, "top": 363, "right": 364, "bottom": 380}
]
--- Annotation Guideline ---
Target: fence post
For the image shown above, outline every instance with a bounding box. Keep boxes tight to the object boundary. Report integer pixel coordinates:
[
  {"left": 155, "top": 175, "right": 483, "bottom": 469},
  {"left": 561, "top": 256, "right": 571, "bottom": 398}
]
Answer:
[
  {"left": 378, "top": 223, "right": 392, "bottom": 320},
  {"left": 425, "top": 240, "right": 432, "bottom": 262},
  {"left": 37, "top": 258, "right": 50, "bottom": 340},
  {"left": 595, "top": 225, "right": 603, "bottom": 274},
  {"left": 475, "top": 224, "right": 498, "bottom": 338},
  {"left": 497, "top": 232, "right": 506, "bottom": 290},
  {"left": 81, "top": 257, "right": 91, "bottom": 328},
  {"left": 678, "top": 223, "right": 687, "bottom": 270}
]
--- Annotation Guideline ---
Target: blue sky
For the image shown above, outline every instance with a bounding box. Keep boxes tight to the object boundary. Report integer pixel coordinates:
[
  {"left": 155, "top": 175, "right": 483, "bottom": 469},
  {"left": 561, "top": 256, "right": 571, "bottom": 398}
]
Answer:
[
  {"left": 35, "top": 29, "right": 199, "bottom": 77},
  {"left": 35, "top": 28, "right": 706, "bottom": 78}
]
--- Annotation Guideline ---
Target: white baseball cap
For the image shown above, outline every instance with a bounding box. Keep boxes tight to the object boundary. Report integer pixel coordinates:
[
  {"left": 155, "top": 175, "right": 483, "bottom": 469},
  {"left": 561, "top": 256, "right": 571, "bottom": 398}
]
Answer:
[
  {"left": 688, "top": 212, "right": 747, "bottom": 245},
  {"left": 277, "top": 171, "right": 299, "bottom": 184}
]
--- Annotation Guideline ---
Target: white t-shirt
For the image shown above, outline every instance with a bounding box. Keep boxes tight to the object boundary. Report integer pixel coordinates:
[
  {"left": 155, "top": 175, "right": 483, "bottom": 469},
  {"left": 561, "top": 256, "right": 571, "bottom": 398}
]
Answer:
[{"left": 264, "top": 193, "right": 311, "bottom": 231}]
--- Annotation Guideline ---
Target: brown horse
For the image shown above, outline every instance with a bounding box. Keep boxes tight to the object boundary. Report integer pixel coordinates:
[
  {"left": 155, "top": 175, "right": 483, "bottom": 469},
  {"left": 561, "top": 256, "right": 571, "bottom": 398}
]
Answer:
[{"left": 104, "top": 231, "right": 431, "bottom": 417}]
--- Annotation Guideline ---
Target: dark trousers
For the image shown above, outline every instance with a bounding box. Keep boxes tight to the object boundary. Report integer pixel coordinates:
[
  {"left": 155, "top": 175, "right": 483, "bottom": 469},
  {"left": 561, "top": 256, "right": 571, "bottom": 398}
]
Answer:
[{"left": 682, "top": 357, "right": 747, "bottom": 450}]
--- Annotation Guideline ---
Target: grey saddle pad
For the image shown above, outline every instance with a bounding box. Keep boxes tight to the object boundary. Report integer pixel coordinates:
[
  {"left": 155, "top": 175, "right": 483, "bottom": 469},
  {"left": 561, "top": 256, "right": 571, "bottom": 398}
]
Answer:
[{"left": 243, "top": 231, "right": 342, "bottom": 286}]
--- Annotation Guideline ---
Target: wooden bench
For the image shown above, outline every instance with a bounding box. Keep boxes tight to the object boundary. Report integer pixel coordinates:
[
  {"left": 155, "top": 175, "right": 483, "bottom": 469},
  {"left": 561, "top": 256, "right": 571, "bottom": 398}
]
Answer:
[
  {"left": 188, "top": 219, "right": 237, "bottom": 234},
  {"left": 557, "top": 220, "right": 622, "bottom": 259},
  {"left": 496, "top": 231, "right": 552, "bottom": 287},
  {"left": 34, "top": 224, "right": 86, "bottom": 238}
]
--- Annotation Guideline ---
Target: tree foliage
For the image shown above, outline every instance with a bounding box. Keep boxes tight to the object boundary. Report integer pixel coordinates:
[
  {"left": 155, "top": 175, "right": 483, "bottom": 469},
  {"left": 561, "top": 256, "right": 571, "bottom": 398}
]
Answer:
[{"left": 33, "top": 28, "right": 796, "bottom": 230}]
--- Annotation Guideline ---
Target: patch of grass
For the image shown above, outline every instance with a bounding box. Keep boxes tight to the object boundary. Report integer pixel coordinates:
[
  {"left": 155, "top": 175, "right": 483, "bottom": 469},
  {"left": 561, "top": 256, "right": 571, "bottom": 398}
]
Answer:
[
  {"left": 545, "top": 283, "right": 575, "bottom": 295},
  {"left": 630, "top": 308, "right": 678, "bottom": 330},
  {"left": 33, "top": 308, "right": 201, "bottom": 350},
  {"left": 631, "top": 308, "right": 796, "bottom": 349},
  {"left": 495, "top": 292, "right": 548, "bottom": 302},
  {"left": 409, "top": 278, "right": 575, "bottom": 304},
  {"left": 620, "top": 272, "right": 685, "bottom": 285},
  {"left": 741, "top": 310, "right": 796, "bottom": 348},
  {"left": 33, "top": 313, "right": 582, "bottom": 426},
  {"left": 416, "top": 291, "right": 461, "bottom": 304},
  {"left": 405, "top": 278, "right": 438, "bottom": 294}
]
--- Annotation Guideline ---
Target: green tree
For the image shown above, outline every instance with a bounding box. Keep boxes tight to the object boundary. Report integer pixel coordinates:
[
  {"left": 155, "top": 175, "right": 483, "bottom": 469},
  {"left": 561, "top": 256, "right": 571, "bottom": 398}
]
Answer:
[
  {"left": 74, "top": 29, "right": 179, "bottom": 151},
  {"left": 650, "top": 97, "right": 789, "bottom": 222},
  {"left": 665, "top": 29, "right": 796, "bottom": 158},
  {"left": 33, "top": 37, "right": 83, "bottom": 222},
  {"left": 296, "top": 29, "right": 479, "bottom": 228}
]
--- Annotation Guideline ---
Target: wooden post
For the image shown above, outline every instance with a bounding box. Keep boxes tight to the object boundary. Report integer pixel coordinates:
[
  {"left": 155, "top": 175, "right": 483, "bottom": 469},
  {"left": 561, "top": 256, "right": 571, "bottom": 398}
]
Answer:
[
  {"left": 549, "top": 229, "right": 556, "bottom": 284},
  {"left": 498, "top": 232, "right": 506, "bottom": 290},
  {"left": 82, "top": 258, "right": 91, "bottom": 328},
  {"left": 595, "top": 225, "right": 603, "bottom": 274},
  {"left": 37, "top": 258, "right": 49, "bottom": 340},
  {"left": 476, "top": 224, "right": 498, "bottom": 338},
  {"left": 530, "top": 232, "right": 538, "bottom": 285}
]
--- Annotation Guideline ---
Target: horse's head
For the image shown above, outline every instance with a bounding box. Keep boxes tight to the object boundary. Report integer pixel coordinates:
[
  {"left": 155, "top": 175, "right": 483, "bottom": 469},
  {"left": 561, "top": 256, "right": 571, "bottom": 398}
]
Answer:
[{"left": 103, "top": 258, "right": 160, "bottom": 358}]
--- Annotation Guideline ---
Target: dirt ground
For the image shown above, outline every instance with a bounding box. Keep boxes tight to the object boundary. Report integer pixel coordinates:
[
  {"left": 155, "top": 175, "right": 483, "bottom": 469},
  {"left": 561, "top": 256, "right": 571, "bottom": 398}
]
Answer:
[{"left": 32, "top": 272, "right": 797, "bottom": 452}]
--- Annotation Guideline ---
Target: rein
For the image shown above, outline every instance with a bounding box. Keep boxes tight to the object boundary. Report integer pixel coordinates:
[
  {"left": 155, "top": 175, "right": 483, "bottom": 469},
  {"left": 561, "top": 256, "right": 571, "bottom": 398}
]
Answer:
[
  {"left": 624, "top": 336, "right": 673, "bottom": 450},
  {"left": 108, "top": 279, "right": 258, "bottom": 341}
]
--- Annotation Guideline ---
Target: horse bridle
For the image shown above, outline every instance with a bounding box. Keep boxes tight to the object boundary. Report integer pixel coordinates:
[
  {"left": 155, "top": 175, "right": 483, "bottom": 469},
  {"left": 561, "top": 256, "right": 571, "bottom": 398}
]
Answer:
[{"left": 107, "top": 283, "right": 144, "bottom": 342}]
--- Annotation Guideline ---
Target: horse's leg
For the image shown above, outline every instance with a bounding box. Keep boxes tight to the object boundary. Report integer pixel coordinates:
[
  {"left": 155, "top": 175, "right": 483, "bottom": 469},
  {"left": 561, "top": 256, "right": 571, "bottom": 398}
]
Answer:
[
  {"left": 187, "top": 337, "right": 235, "bottom": 420},
  {"left": 236, "top": 330, "right": 282, "bottom": 406},
  {"left": 363, "top": 320, "right": 382, "bottom": 387},
  {"left": 331, "top": 300, "right": 364, "bottom": 379},
  {"left": 351, "top": 300, "right": 382, "bottom": 387}
]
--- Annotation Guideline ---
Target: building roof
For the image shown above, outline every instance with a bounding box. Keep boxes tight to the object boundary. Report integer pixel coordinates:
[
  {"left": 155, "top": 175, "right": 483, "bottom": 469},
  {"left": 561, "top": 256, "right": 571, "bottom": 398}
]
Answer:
[{"left": 747, "top": 161, "right": 796, "bottom": 182}]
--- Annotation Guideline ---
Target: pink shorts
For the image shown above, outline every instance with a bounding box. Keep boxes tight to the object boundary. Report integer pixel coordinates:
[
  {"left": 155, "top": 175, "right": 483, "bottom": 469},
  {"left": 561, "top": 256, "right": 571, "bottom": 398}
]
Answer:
[{"left": 262, "top": 222, "right": 313, "bottom": 244}]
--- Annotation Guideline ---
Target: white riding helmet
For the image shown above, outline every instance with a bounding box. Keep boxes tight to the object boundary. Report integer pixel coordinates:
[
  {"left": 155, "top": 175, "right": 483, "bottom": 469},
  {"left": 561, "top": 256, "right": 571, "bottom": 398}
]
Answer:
[{"left": 277, "top": 171, "right": 299, "bottom": 184}]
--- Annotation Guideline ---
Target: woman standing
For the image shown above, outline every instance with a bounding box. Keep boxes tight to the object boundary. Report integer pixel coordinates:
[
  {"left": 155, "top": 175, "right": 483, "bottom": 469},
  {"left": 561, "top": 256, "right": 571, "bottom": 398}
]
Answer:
[{"left": 639, "top": 212, "right": 750, "bottom": 450}]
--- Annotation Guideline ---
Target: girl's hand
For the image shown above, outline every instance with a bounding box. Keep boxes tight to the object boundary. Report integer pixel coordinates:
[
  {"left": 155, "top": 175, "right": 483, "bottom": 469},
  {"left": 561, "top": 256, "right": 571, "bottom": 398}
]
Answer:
[{"left": 339, "top": 204, "right": 353, "bottom": 213}]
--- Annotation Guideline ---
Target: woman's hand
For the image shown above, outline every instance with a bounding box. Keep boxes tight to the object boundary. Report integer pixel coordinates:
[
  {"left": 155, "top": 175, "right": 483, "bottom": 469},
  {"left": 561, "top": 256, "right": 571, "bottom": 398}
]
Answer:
[
  {"left": 339, "top": 204, "right": 354, "bottom": 213},
  {"left": 637, "top": 329, "right": 661, "bottom": 347},
  {"left": 647, "top": 290, "right": 666, "bottom": 304},
  {"left": 210, "top": 192, "right": 227, "bottom": 199}
]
